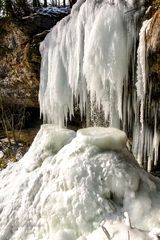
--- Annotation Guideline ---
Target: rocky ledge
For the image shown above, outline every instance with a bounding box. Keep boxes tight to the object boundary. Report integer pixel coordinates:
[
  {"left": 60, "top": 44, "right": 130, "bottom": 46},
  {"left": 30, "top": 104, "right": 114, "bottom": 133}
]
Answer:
[{"left": 0, "top": 8, "right": 70, "bottom": 108}]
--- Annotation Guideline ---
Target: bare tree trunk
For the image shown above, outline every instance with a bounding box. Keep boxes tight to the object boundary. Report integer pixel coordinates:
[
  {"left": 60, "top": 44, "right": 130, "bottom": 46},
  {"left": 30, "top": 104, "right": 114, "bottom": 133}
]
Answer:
[
  {"left": 11, "top": 114, "right": 17, "bottom": 145},
  {"left": 33, "top": 0, "right": 41, "bottom": 8},
  {"left": 0, "top": 91, "right": 11, "bottom": 146},
  {"left": 101, "top": 225, "right": 111, "bottom": 240},
  {"left": 69, "top": 0, "right": 77, "bottom": 7},
  {"left": 44, "top": 0, "right": 47, "bottom": 7}
]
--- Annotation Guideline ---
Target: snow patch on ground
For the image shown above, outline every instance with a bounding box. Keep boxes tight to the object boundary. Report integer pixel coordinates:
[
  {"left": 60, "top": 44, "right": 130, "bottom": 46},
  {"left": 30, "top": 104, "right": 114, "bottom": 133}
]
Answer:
[{"left": 37, "top": 6, "right": 70, "bottom": 17}]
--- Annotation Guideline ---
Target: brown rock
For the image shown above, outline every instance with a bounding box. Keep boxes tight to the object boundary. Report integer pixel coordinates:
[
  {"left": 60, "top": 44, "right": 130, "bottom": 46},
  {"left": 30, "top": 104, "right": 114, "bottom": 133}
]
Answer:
[
  {"left": 0, "top": 19, "right": 40, "bottom": 107},
  {"left": 146, "top": 10, "right": 160, "bottom": 101},
  {"left": 147, "top": 10, "right": 160, "bottom": 51},
  {"left": 0, "top": 10, "right": 69, "bottom": 108}
]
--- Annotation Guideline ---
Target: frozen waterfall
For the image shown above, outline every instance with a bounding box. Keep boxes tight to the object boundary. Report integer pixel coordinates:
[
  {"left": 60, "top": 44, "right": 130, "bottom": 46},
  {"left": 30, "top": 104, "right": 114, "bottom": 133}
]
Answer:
[
  {"left": 39, "top": 0, "right": 130, "bottom": 126},
  {"left": 39, "top": 0, "right": 159, "bottom": 171},
  {"left": 1, "top": 1, "right": 160, "bottom": 240}
]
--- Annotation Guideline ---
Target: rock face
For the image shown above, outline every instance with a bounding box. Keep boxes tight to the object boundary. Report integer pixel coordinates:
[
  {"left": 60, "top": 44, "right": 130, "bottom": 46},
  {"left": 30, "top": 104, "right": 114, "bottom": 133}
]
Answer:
[
  {"left": 146, "top": 10, "right": 160, "bottom": 102},
  {"left": 146, "top": 9, "right": 160, "bottom": 170},
  {"left": 0, "top": 9, "right": 70, "bottom": 167},
  {"left": 0, "top": 19, "right": 38, "bottom": 107},
  {"left": 145, "top": 9, "right": 160, "bottom": 139},
  {"left": 152, "top": 0, "right": 160, "bottom": 9},
  {"left": 0, "top": 10, "right": 69, "bottom": 108}
]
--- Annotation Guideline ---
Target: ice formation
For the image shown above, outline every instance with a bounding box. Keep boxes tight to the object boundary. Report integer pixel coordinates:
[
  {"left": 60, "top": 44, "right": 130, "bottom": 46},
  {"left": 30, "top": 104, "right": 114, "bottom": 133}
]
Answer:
[
  {"left": 133, "top": 18, "right": 160, "bottom": 171},
  {"left": 39, "top": 0, "right": 160, "bottom": 170},
  {"left": 39, "top": 0, "right": 129, "bottom": 126},
  {"left": 0, "top": 126, "right": 160, "bottom": 240},
  {"left": 77, "top": 127, "right": 127, "bottom": 150}
]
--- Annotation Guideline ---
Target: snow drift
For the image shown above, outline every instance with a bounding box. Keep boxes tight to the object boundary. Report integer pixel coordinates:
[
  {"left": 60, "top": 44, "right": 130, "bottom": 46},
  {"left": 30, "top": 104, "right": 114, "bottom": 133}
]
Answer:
[{"left": 0, "top": 125, "right": 160, "bottom": 240}]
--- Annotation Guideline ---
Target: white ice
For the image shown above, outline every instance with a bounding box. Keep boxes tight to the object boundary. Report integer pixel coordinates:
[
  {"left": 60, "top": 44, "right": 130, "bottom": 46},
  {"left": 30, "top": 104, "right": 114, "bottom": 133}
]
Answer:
[
  {"left": 134, "top": 18, "right": 160, "bottom": 170},
  {"left": 39, "top": 0, "right": 133, "bottom": 126},
  {"left": 39, "top": 0, "right": 160, "bottom": 171},
  {"left": 77, "top": 127, "right": 127, "bottom": 150},
  {"left": 136, "top": 19, "right": 151, "bottom": 127},
  {"left": 0, "top": 126, "right": 160, "bottom": 240}
]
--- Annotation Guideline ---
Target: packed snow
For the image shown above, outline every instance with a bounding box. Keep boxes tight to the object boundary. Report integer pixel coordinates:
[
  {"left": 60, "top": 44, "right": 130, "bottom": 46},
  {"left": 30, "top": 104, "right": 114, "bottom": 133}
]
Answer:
[
  {"left": 0, "top": 126, "right": 160, "bottom": 240},
  {"left": 39, "top": 0, "right": 160, "bottom": 170},
  {"left": 37, "top": 6, "right": 70, "bottom": 17}
]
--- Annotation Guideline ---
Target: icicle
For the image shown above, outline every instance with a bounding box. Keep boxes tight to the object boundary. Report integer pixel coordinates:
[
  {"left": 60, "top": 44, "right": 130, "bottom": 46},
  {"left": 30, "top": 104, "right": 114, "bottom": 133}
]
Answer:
[
  {"left": 39, "top": 0, "right": 134, "bottom": 127},
  {"left": 153, "top": 107, "right": 160, "bottom": 167},
  {"left": 135, "top": 16, "right": 160, "bottom": 171},
  {"left": 39, "top": 0, "right": 160, "bottom": 171},
  {"left": 136, "top": 19, "right": 151, "bottom": 129}
]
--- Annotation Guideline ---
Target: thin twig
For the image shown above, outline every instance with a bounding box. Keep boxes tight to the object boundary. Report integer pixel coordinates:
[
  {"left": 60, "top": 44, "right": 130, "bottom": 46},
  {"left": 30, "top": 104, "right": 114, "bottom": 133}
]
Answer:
[
  {"left": 101, "top": 224, "right": 111, "bottom": 240},
  {"left": 124, "top": 7, "right": 139, "bottom": 14},
  {"left": 128, "top": 230, "right": 130, "bottom": 240}
]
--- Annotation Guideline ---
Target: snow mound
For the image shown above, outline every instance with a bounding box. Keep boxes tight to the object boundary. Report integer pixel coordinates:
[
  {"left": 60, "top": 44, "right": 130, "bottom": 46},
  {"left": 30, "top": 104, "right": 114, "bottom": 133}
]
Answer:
[
  {"left": 30, "top": 124, "right": 76, "bottom": 154},
  {"left": 22, "top": 124, "right": 76, "bottom": 171},
  {"left": 0, "top": 126, "right": 160, "bottom": 240},
  {"left": 77, "top": 127, "right": 127, "bottom": 150}
]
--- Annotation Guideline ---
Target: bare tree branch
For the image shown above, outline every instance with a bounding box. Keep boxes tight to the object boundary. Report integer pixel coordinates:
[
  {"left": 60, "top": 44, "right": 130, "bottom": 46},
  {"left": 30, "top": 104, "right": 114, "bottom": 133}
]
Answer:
[
  {"left": 101, "top": 224, "right": 111, "bottom": 240},
  {"left": 124, "top": 212, "right": 132, "bottom": 229}
]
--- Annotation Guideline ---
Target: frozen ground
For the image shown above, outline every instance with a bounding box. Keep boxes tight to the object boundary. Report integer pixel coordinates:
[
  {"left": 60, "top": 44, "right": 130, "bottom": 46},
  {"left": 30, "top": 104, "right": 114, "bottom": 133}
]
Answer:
[{"left": 0, "top": 125, "right": 160, "bottom": 240}]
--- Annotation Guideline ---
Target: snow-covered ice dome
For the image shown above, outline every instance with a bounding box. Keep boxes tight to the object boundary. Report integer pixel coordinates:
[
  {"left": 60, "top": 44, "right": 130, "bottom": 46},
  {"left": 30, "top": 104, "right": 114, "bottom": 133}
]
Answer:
[
  {"left": 0, "top": 125, "right": 160, "bottom": 240},
  {"left": 77, "top": 127, "right": 127, "bottom": 150}
]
